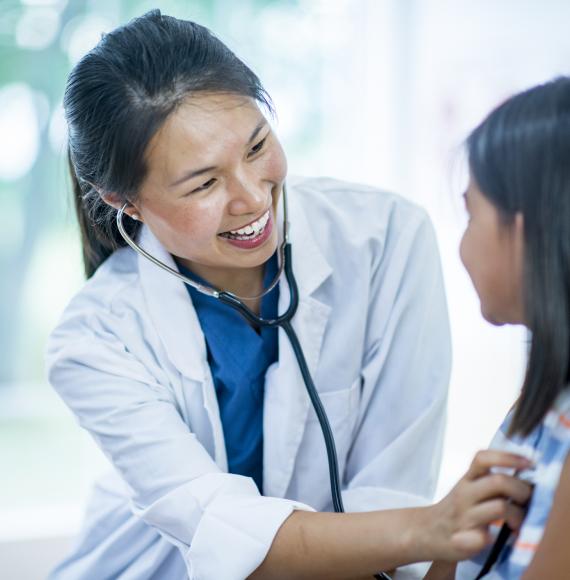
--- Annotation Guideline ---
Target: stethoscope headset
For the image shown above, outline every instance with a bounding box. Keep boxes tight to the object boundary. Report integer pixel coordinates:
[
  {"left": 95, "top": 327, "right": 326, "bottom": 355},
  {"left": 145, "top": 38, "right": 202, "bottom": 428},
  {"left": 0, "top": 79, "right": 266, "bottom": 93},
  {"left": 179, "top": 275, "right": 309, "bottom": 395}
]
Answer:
[{"left": 117, "top": 184, "right": 391, "bottom": 580}]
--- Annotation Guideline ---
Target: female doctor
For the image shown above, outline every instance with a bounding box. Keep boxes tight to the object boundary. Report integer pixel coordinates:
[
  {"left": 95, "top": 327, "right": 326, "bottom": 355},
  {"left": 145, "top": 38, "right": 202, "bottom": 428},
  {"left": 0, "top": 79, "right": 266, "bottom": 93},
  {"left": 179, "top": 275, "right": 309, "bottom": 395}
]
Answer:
[{"left": 48, "top": 10, "right": 532, "bottom": 580}]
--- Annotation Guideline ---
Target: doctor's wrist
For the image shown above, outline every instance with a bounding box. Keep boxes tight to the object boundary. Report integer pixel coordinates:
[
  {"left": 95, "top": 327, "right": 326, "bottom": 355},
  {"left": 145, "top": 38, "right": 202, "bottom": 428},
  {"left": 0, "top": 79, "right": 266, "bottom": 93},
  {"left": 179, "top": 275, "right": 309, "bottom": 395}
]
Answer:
[{"left": 396, "top": 506, "right": 437, "bottom": 564}]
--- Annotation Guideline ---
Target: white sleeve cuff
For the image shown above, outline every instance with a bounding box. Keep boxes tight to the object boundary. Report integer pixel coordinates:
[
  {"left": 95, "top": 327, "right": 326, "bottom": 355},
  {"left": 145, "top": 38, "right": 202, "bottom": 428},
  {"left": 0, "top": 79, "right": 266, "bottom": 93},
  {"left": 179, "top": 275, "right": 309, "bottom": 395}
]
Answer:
[
  {"left": 133, "top": 473, "right": 314, "bottom": 580},
  {"left": 189, "top": 493, "right": 314, "bottom": 579}
]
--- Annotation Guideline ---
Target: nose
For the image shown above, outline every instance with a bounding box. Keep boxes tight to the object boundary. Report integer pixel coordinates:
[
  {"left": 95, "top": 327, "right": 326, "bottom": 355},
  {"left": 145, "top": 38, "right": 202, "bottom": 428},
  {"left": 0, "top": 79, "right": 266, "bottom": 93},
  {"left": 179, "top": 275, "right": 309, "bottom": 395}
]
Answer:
[{"left": 226, "top": 174, "right": 268, "bottom": 216}]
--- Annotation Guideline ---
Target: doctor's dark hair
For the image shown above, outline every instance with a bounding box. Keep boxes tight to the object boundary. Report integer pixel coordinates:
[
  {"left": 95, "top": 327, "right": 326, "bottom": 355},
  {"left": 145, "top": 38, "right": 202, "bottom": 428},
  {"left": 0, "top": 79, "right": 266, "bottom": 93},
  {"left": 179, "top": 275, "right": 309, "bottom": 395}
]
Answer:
[
  {"left": 467, "top": 76, "right": 570, "bottom": 436},
  {"left": 65, "top": 10, "right": 273, "bottom": 278}
]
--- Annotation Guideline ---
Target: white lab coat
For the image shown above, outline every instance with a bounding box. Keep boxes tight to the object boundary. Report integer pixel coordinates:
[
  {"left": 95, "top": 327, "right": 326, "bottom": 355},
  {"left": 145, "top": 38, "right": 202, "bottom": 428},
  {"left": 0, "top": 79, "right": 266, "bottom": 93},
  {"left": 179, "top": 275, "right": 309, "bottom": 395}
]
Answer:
[{"left": 47, "top": 176, "right": 451, "bottom": 580}]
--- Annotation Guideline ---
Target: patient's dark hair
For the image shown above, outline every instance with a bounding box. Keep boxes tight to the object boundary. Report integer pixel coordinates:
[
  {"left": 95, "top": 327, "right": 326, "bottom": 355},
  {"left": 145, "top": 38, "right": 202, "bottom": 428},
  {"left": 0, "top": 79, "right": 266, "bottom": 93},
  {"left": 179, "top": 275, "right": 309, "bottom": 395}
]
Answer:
[
  {"left": 467, "top": 77, "right": 570, "bottom": 436},
  {"left": 65, "top": 9, "right": 273, "bottom": 277}
]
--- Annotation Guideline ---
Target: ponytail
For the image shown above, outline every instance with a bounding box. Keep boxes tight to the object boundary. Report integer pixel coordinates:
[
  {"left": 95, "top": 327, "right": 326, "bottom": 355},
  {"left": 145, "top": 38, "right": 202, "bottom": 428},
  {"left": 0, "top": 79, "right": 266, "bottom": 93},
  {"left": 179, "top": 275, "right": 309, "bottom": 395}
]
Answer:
[{"left": 69, "top": 152, "right": 140, "bottom": 278}]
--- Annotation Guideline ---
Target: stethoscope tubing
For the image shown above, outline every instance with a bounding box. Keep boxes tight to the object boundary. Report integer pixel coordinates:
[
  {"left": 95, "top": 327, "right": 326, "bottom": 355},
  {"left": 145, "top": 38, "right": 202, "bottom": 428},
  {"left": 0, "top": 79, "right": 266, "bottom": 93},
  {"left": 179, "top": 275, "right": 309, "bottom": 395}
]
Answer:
[
  {"left": 217, "top": 243, "right": 346, "bottom": 513},
  {"left": 475, "top": 522, "right": 511, "bottom": 579}
]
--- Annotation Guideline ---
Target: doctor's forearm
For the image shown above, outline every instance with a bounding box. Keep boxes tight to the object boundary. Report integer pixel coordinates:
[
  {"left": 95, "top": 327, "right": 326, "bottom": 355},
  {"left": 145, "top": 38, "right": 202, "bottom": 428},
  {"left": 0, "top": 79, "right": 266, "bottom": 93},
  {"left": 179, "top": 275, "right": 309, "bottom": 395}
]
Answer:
[
  {"left": 249, "top": 508, "right": 430, "bottom": 580},
  {"left": 250, "top": 451, "right": 533, "bottom": 579}
]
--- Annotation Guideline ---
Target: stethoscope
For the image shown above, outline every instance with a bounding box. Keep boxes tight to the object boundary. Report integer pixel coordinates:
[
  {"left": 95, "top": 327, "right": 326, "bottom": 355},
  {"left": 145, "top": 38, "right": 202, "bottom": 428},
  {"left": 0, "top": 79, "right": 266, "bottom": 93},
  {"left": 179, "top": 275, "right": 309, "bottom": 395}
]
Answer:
[{"left": 117, "top": 184, "right": 391, "bottom": 580}]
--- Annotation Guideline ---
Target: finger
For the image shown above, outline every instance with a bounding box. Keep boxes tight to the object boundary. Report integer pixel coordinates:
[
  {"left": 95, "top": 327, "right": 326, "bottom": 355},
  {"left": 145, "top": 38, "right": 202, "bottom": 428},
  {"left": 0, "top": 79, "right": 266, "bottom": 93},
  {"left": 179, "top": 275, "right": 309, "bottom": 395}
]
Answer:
[
  {"left": 451, "top": 528, "right": 492, "bottom": 559},
  {"left": 505, "top": 503, "right": 526, "bottom": 532},
  {"left": 466, "top": 450, "right": 532, "bottom": 480},
  {"left": 464, "top": 499, "right": 507, "bottom": 529},
  {"left": 469, "top": 473, "right": 533, "bottom": 505}
]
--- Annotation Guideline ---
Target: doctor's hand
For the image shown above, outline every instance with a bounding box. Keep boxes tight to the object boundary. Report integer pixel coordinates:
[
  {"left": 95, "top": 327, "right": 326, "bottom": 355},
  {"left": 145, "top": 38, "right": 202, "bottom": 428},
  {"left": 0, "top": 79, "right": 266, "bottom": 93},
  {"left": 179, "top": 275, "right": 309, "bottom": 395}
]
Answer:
[{"left": 419, "top": 450, "right": 531, "bottom": 564}]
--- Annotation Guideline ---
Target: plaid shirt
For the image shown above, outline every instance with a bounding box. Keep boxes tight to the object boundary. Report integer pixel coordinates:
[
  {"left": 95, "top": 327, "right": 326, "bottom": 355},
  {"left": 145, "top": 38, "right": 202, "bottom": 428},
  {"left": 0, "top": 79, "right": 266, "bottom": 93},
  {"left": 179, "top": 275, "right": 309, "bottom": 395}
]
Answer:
[{"left": 456, "top": 388, "right": 570, "bottom": 579}]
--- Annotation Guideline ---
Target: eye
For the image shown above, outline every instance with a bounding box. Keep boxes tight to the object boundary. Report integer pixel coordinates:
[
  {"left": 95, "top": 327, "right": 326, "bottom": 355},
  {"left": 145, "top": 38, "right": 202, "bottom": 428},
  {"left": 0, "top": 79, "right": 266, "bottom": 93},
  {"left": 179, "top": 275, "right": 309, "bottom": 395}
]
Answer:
[
  {"left": 191, "top": 178, "right": 216, "bottom": 194},
  {"left": 248, "top": 136, "right": 267, "bottom": 158}
]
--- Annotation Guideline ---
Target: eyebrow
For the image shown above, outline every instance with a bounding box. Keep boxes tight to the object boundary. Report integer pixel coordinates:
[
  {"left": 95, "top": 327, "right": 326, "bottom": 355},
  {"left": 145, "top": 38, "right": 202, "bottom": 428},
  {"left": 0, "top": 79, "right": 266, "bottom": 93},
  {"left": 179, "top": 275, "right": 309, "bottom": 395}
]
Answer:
[
  {"left": 169, "top": 118, "right": 269, "bottom": 188},
  {"left": 247, "top": 118, "right": 267, "bottom": 146}
]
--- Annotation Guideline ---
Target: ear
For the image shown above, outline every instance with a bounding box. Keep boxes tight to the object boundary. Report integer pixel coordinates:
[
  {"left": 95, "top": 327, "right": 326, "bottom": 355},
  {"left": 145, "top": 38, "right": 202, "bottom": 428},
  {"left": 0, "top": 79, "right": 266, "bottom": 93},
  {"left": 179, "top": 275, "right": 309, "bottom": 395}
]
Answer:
[
  {"left": 513, "top": 211, "right": 524, "bottom": 242},
  {"left": 512, "top": 212, "right": 525, "bottom": 279},
  {"left": 512, "top": 211, "right": 526, "bottom": 323},
  {"left": 101, "top": 192, "right": 143, "bottom": 222}
]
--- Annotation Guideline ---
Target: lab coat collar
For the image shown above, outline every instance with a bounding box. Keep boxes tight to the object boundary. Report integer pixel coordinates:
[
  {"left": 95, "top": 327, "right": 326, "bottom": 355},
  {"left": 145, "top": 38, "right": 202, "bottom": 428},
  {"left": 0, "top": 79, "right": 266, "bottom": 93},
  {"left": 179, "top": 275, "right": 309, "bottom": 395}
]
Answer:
[
  {"left": 282, "top": 180, "right": 333, "bottom": 297},
  {"left": 137, "top": 226, "right": 208, "bottom": 382}
]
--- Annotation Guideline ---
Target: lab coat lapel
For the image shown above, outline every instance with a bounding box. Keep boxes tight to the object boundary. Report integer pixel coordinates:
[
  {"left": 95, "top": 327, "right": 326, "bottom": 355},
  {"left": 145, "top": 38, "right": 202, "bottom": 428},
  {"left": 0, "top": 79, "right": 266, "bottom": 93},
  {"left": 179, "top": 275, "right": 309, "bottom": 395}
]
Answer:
[
  {"left": 137, "top": 226, "right": 227, "bottom": 467},
  {"left": 137, "top": 225, "right": 206, "bottom": 381},
  {"left": 263, "top": 188, "right": 333, "bottom": 498}
]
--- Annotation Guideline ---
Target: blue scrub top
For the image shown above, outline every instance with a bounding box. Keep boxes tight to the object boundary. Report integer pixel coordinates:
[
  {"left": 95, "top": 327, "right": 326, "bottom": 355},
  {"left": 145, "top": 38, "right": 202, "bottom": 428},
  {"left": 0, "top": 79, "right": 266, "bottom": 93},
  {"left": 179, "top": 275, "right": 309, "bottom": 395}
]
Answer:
[{"left": 176, "top": 254, "right": 280, "bottom": 493}]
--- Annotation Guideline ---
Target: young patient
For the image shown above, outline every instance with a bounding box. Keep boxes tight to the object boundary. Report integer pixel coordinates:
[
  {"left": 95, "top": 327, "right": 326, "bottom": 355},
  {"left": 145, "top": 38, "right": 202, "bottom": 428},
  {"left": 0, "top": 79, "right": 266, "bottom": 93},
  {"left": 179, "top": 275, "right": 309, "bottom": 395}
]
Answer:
[{"left": 428, "top": 77, "right": 570, "bottom": 579}]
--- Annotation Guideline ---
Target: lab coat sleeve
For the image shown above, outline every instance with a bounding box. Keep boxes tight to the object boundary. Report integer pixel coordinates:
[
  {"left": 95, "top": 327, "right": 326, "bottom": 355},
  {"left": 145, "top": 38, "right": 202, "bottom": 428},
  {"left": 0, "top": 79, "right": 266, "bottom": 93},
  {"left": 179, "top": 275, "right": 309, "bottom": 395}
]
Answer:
[
  {"left": 46, "top": 318, "right": 313, "bottom": 580},
  {"left": 343, "top": 206, "right": 451, "bottom": 512}
]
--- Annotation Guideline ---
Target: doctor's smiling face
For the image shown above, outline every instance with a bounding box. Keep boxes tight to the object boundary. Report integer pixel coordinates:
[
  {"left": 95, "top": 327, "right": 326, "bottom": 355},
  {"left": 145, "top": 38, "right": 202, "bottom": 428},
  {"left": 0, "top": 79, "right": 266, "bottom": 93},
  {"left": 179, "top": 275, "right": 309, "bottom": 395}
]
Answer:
[{"left": 111, "top": 93, "right": 287, "bottom": 293}]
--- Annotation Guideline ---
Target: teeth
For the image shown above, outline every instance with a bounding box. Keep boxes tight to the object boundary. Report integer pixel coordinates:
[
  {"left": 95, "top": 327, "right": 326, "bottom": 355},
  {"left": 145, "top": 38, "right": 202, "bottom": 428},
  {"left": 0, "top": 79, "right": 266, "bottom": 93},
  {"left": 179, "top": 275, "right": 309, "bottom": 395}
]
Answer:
[{"left": 228, "top": 211, "right": 269, "bottom": 236}]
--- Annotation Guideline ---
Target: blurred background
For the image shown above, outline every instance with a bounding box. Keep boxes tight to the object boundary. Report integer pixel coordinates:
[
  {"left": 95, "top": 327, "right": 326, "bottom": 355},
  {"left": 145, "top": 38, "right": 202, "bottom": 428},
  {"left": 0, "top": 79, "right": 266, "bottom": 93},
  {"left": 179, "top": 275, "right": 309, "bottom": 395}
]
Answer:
[{"left": 1, "top": 0, "right": 569, "bottom": 577}]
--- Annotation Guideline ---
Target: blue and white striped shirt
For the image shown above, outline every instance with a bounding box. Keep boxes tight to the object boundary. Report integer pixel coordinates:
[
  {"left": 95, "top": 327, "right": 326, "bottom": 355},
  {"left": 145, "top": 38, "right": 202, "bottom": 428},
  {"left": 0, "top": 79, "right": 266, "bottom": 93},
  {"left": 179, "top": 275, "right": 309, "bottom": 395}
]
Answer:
[{"left": 456, "top": 387, "right": 570, "bottom": 579}]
